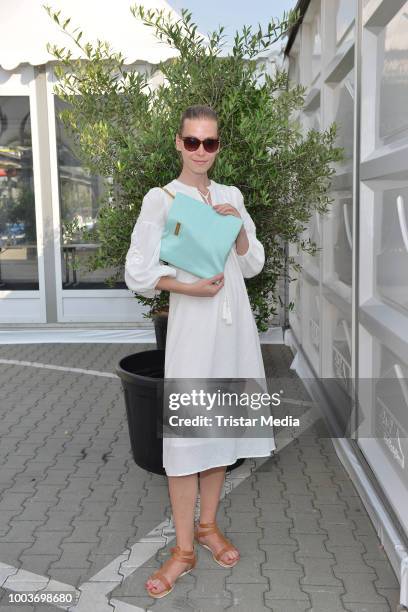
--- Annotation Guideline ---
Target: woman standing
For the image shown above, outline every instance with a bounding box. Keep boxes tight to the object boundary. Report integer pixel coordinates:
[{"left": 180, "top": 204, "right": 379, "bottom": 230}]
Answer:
[{"left": 125, "top": 104, "right": 275, "bottom": 598}]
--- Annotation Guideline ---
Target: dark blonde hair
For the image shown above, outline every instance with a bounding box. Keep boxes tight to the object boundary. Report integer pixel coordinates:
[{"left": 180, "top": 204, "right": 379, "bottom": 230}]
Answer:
[{"left": 177, "top": 105, "right": 219, "bottom": 136}]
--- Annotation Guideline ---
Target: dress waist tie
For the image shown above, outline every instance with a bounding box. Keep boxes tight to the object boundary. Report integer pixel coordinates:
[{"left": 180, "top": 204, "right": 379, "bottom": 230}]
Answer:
[{"left": 221, "top": 277, "right": 232, "bottom": 325}]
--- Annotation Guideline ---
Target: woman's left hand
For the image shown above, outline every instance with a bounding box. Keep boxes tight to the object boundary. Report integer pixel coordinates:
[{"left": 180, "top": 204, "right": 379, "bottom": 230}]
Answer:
[{"left": 213, "top": 204, "right": 241, "bottom": 219}]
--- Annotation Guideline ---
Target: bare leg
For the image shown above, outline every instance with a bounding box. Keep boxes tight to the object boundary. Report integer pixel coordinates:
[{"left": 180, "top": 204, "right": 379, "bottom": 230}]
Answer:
[
  {"left": 145, "top": 473, "right": 198, "bottom": 596},
  {"left": 169, "top": 473, "right": 198, "bottom": 549},
  {"left": 199, "top": 466, "right": 226, "bottom": 522},
  {"left": 198, "top": 466, "right": 240, "bottom": 564}
]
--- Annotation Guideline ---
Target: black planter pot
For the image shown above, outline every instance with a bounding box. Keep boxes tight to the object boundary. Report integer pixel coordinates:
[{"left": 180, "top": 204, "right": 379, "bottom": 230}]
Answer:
[
  {"left": 153, "top": 313, "right": 168, "bottom": 351},
  {"left": 116, "top": 348, "right": 245, "bottom": 475}
]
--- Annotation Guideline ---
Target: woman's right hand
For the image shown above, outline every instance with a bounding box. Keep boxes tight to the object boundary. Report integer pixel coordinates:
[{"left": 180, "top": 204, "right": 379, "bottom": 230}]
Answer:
[{"left": 184, "top": 273, "right": 225, "bottom": 297}]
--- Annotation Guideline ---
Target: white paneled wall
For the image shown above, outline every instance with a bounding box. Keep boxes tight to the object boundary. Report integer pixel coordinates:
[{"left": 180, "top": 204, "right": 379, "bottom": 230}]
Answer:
[{"left": 287, "top": 0, "right": 408, "bottom": 544}]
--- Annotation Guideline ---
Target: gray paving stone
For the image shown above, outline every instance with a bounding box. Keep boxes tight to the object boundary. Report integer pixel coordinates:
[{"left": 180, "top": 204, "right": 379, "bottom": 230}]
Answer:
[
  {"left": 282, "top": 494, "right": 317, "bottom": 513},
  {"left": 88, "top": 531, "right": 132, "bottom": 556},
  {"left": 0, "top": 605, "right": 36, "bottom": 612},
  {"left": 274, "top": 453, "right": 303, "bottom": 468},
  {"left": 318, "top": 504, "right": 350, "bottom": 525},
  {"left": 301, "top": 584, "right": 347, "bottom": 611},
  {"left": 258, "top": 525, "right": 297, "bottom": 547},
  {"left": 63, "top": 522, "right": 101, "bottom": 543},
  {"left": 22, "top": 531, "right": 71, "bottom": 556},
  {"left": 345, "top": 496, "right": 369, "bottom": 513},
  {"left": 325, "top": 523, "right": 366, "bottom": 547},
  {"left": 3, "top": 481, "right": 37, "bottom": 496},
  {"left": 47, "top": 567, "right": 88, "bottom": 587},
  {"left": 0, "top": 521, "right": 44, "bottom": 543},
  {"left": 302, "top": 460, "right": 334, "bottom": 473},
  {"left": 226, "top": 583, "right": 269, "bottom": 610},
  {"left": 326, "top": 539, "right": 366, "bottom": 554},
  {"left": 0, "top": 511, "right": 20, "bottom": 536},
  {"left": 226, "top": 513, "right": 262, "bottom": 533},
  {"left": 367, "top": 559, "right": 399, "bottom": 588},
  {"left": 282, "top": 479, "right": 311, "bottom": 495},
  {"left": 226, "top": 479, "right": 254, "bottom": 495},
  {"left": 344, "top": 604, "right": 392, "bottom": 611},
  {"left": 225, "top": 494, "right": 257, "bottom": 512},
  {"left": 186, "top": 595, "right": 232, "bottom": 610},
  {"left": 253, "top": 467, "right": 280, "bottom": 481},
  {"left": 336, "top": 480, "right": 360, "bottom": 497},
  {"left": 375, "top": 587, "right": 401, "bottom": 610},
  {"left": 289, "top": 511, "right": 326, "bottom": 534},
  {"left": 255, "top": 504, "right": 291, "bottom": 525},
  {"left": 359, "top": 535, "right": 391, "bottom": 561},
  {"left": 36, "top": 512, "right": 77, "bottom": 532},
  {"left": 312, "top": 487, "right": 347, "bottom": 505},
  {"left": 0, "top": 541, "right": 33, "bottom": 565},
  {"left": 305, "top": 471, "right": 336, "bottom": 486},
  {"left": 293, "top": 534, "right": 334, "bottom": 559},
  {"left": 0, "top": 468, "right": 26, "bottom": 485},
  {"left": 261, "top": 600, "right": 310, "bottom": 612},
  {"left": 349, "top": 514, "right": 379, "bottom": 536},
  {"left": 18, "top": 554, "right": 61, "bottom": 574},
  {"left": 13, "top": 502, "right": 51, "bottom": 522},
  {"left": 298, "top": 556, "right": 343, "bottom": 587},
  {"left": 332, "top": 547, "right": 377, "bottom": 574},
  {"left": 261, "top": 544, "right": 299, "bottom": 571},
  {"left": 227, "top": 554, "right": 268, "bottom": 584},
  {"left": 263, "top": 569, "right": 308, "bottom": 600},
  {"left": 111, "top": 595, "right": 161, "bottom": 609},
  {"left": 0, "top": 456, "right": 29, "bottom": 469},
  {"left": 129, "top": 519, "right": 166, "bottom": 538},
  {"left": 189, "top": 568, "right": 229, "bottom": 597},
  {"left": 50, "top": 543, "right": 93, "bottom": 568},
  {"left": 226, "top": 532, "right": 264, "bottom": 554},
  {"left": 185, "top": 597, "right": 231, "bottom": 612},
  {"left": 252, "top": 487, "right": 285, "bottom": 502},
  {"left": 102, "top": 511, "right": 136, "bottom": 531},
  {"left": 0, "top": 493, "right": 31, "bottom": 510},
  {"left": 341, "top": 573, "right": 393, "bottom": 604}
]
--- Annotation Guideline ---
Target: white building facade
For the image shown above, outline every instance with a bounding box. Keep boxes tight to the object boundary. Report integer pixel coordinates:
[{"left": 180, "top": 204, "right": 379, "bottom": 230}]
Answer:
[{"left": 284, "top": 0, "right": 408, "bottom": 605}]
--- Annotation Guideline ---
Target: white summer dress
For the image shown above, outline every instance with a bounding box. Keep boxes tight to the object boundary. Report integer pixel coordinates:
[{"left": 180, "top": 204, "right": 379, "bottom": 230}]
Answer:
[{"left": 124, "top": 178, "right": 276, "bottom": 476}]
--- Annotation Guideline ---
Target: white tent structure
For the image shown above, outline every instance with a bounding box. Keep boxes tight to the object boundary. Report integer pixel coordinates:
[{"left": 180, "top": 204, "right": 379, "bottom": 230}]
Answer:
[
  {"left": 0, "top": 0, "right": 184, "bottom": 70},
  {"left": 0, "top": 1, "right": 201, "bottom": 339}
]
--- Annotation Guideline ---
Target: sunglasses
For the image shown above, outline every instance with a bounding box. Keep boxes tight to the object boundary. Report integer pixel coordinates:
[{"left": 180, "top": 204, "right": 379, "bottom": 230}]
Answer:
[{"left": 181, "top": 136, "right": 220, "bottom": 153}]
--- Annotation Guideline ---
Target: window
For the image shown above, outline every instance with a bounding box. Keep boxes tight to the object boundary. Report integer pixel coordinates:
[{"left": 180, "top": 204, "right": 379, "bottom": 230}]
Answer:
[
  {"left": 55, "top": 97, "right": 125, "bottom": 289},
  {"left": 311, "top": 11, "right": 322, "bottom": 80},
  {"left": 379, "top": 4, "right": 408, "bottom": 143},
  {"left": 376, "top": 185, "right": 408, "bottom": 315},
  {"left": 332, "top": 68, "right": 355, "bottom": 162},
  {"left": 0, "top": 96, "right": 38, "bottom": 290},
  {"left": 333, "top": 197, "right": 353, "bottom": 287},
  {"left": 335, "top": 0, "right": 355, "bottom": 45}
]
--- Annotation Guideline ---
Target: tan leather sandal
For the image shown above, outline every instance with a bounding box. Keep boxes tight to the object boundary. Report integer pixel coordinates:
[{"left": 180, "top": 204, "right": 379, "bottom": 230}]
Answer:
[
  {"left": 145, "top": 545, "right": 196, "bottom": 599},
  {"left": 195, "top": 521, "right": 240, "bottom": 568}
]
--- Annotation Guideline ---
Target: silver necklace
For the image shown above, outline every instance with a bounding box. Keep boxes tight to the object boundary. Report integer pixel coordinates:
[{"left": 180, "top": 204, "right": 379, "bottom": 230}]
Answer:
[{"left": 197, "top": 184, "right": 212, "bottom": 206}]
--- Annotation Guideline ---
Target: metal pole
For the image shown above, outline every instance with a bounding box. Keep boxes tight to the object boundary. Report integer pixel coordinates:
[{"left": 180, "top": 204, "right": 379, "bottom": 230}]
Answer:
[{"left": 351, "top": 0, "right": 362, "bottom": 439}]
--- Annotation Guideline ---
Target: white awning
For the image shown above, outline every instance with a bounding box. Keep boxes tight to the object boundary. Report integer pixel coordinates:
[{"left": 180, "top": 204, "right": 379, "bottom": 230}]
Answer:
[{"left": 0, "top": 0, "right": 206, "bottom": 70}]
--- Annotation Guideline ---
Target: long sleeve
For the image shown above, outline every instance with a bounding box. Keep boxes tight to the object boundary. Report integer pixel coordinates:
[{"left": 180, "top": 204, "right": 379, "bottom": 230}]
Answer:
[
  {"left": 232, "top": 186, "right": 265, "bottom": 278},
  {"left": 124, "top": 187, "right": 177, "bottom": 298}
]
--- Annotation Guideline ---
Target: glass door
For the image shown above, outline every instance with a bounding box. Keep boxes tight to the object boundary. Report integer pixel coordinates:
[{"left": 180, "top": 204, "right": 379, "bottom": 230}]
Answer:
[{"left": 0, "top": 65, "right": 47, "bottom": 324}]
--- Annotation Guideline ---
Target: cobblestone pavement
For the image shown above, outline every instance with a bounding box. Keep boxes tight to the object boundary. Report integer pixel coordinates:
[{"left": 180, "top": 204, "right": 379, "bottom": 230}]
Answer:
[{"left": 0, "top": 342, "right": 402, "bottom": 611}]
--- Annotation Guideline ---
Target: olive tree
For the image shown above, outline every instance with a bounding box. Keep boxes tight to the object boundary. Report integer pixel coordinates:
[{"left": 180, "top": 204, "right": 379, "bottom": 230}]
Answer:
[{"left": 44, "top": 4, "right": 343, "bottom": 331}]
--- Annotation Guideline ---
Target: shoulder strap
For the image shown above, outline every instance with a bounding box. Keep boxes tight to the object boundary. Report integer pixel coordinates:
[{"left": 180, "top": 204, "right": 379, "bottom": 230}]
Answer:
[{"left": 161, "top": 186, "right": 175, "bottom": 199}]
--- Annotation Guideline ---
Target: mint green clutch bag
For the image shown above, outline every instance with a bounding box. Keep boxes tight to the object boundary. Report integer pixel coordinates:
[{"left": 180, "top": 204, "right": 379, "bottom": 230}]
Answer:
[{"left": 159, "top": 187, "right": 243, "bottom": 278}]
